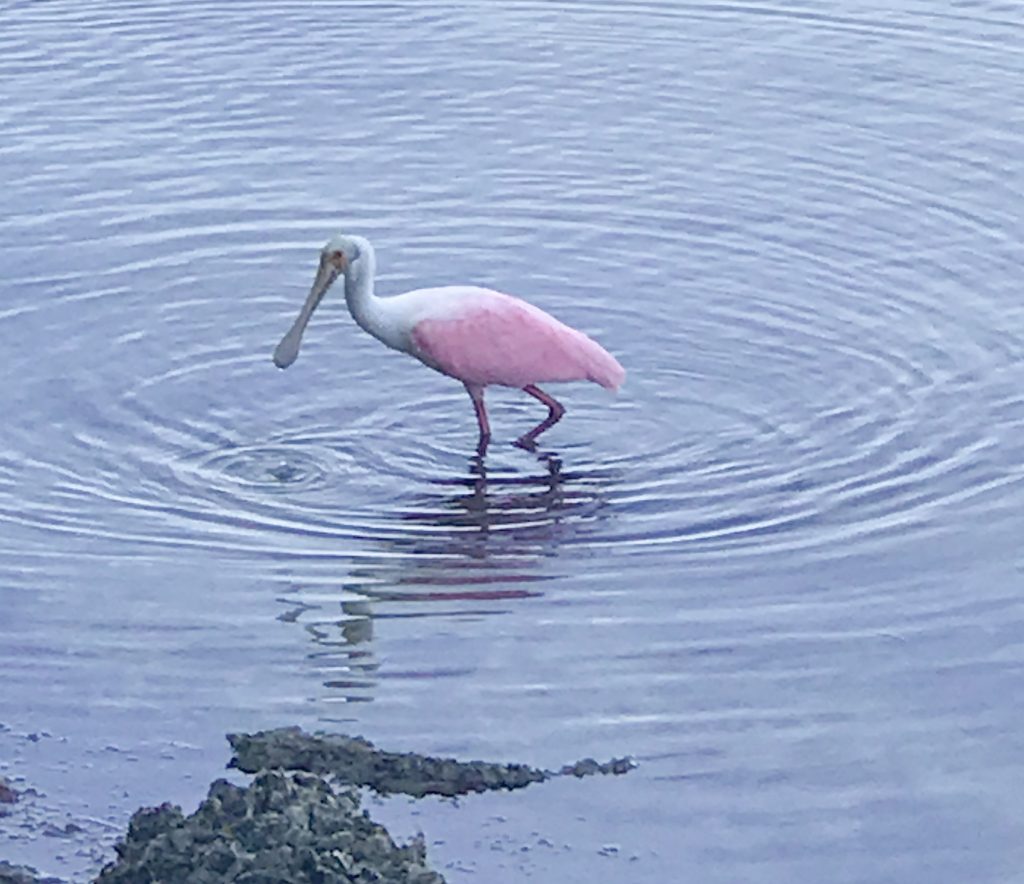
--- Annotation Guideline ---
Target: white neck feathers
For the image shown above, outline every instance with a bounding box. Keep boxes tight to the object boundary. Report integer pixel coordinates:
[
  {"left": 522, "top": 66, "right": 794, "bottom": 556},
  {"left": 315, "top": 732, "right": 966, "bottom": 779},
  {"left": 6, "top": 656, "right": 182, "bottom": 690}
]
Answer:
[{"left": 342, "top": 240, "right": 406, "bottom": 351}]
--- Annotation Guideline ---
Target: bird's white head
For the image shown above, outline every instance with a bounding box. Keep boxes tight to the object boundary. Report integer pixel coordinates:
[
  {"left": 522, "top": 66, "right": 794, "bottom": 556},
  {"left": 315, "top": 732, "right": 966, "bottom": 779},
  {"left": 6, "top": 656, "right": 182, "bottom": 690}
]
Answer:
[
  {"left": 321, "top": 233, "right": 370, "bottom": 273},
  {"left": 272, "top": 234, "right": 373, "bottom": 369}
]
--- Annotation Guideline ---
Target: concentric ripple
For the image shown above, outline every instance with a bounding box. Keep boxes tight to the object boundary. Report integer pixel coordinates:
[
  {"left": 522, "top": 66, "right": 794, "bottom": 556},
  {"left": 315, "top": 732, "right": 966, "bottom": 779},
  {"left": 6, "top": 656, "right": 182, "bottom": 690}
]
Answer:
[
  {"left": 182, "top": 445, "right": 333, "bottom": 492},
  {"left": 0, "top": 0, "right": 1021, "bottom": 587},
  {"left": 1, "top": 78, "right": 1021, "bottom": 577}
]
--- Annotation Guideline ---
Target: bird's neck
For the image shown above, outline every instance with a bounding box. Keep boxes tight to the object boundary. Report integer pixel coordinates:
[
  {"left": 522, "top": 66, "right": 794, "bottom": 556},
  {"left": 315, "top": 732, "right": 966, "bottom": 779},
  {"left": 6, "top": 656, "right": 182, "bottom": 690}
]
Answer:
[
  {"left": 343, "top": 250, "right": 378, "bottom": 333},
  {"left": 342, "top": 250, "right": 404, "bottom": 351}
]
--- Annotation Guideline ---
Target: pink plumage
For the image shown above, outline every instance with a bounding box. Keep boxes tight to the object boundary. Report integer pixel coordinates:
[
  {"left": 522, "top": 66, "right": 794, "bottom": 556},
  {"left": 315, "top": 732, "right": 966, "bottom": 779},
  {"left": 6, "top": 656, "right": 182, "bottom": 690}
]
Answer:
[
  {"left": 273, "top": 235, "right": 625, "bottom": 452},
  {"left": 409, "top": 289, "right": 625, "bottom": 391}
]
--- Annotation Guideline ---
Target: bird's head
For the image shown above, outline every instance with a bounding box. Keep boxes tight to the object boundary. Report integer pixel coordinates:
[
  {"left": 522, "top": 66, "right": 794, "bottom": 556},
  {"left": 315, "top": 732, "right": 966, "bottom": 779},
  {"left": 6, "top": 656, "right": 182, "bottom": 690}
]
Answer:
[
  {"left": 272, "top": 233, "right": 372, "bottom": 369},
  {"left": 321, "top": 233, "right": 366, "bottom": 275}
]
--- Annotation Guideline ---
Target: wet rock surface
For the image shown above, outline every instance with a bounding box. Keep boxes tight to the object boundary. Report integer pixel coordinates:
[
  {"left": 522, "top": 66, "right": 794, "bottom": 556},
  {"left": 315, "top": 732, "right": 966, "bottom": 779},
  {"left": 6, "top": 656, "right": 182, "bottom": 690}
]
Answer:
[
  {"left": 229, "top": 727, "right": 634, "bottom": 798},
  {"left": 95, "top": 770, "right": 444, "bottom": 884}
]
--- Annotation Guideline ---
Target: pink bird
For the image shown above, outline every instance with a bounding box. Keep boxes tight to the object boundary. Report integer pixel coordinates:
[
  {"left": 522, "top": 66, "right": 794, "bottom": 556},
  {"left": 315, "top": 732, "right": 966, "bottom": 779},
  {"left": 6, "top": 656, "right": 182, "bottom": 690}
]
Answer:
[{"left": 273, "top": 235, "right": 625, "bottom": 451}]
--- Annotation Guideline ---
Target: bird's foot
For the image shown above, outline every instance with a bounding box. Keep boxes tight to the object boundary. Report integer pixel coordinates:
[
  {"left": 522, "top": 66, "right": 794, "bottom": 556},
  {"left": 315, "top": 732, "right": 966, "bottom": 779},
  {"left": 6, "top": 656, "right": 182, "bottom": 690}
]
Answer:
[{"left": 513, "top": 434, "right": 539, "bottom": 452}]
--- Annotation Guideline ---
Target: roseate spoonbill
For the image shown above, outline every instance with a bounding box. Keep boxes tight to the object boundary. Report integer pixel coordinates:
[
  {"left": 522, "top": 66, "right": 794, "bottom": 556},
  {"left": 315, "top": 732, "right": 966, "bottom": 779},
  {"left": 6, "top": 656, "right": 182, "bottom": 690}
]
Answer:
[{"left": 273, "top": 235, "right": 625, "bottom": 451}]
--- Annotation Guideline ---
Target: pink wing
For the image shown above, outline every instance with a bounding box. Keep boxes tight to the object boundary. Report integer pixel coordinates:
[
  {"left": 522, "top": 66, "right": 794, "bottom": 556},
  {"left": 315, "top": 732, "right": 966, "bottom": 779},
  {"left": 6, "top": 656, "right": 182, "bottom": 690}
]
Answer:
[{"left": 409, "top": 290, "right": 625, "bottom": 390}]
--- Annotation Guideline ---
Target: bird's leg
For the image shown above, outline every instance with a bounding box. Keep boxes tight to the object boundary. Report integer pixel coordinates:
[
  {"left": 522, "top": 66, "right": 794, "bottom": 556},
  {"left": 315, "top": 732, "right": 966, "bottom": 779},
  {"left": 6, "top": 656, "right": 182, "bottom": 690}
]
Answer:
[
  {"left": 465, "top": 383, "right": 490, "bottom": 454},
  {"left": 515, "top": 384, "right": 565, "bottom": 449}
]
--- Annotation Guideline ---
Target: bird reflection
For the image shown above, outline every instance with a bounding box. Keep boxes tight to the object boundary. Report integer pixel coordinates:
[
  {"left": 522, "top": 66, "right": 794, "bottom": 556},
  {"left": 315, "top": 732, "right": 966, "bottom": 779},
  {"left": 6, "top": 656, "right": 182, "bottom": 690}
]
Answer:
[
  {"left": 397, "top": 449, "right": 579, "bottom": 557},
  {"left": 275, "top": 447, "right": 615, "bottom": 706}
]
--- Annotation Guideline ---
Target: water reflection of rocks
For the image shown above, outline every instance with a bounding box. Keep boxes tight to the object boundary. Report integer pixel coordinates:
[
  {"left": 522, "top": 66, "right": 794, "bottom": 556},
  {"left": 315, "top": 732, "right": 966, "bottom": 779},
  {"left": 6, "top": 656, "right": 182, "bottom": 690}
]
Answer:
[{"left": 276, "top": 451, "right": 614, "bottom": 704}]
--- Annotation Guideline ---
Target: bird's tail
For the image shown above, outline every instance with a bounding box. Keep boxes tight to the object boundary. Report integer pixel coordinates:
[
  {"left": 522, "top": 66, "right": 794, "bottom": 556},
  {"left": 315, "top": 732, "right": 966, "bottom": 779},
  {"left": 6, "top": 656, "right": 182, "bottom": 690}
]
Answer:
[{"left": 581, "top": 335, "right": 626, "bottom": 391}]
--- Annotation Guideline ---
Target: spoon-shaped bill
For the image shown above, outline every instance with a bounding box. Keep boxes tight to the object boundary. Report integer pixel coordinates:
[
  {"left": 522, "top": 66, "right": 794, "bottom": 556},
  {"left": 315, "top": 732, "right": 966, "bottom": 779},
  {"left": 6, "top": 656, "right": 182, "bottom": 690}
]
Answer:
[
  {"left": 272, "top": 257, "right": 338, "bottom": 369},
  {"left": 272, "top": 322, "right": 305, "bottom": 369}
]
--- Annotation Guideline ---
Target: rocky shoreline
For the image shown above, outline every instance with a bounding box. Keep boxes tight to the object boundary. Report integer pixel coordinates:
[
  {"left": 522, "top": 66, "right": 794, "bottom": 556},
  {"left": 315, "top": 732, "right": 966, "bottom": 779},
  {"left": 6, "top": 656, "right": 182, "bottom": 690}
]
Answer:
[{"left": 2, "top": 728, "right": 634, "bottom": 883}]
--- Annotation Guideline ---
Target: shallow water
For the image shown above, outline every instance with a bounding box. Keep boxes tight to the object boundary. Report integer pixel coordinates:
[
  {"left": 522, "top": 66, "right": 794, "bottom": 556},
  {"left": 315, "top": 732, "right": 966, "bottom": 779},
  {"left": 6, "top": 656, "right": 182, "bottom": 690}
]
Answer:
[{"left": 2, "top": 0, "right": 1024, "bottom": 880}]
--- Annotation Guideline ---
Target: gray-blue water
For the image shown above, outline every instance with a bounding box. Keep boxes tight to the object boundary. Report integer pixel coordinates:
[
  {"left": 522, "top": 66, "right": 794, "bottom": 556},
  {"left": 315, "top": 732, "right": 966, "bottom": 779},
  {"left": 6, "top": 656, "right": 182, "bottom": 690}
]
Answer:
[{"left": 2, "top": 1, "right": 1024, "bottom": 880}]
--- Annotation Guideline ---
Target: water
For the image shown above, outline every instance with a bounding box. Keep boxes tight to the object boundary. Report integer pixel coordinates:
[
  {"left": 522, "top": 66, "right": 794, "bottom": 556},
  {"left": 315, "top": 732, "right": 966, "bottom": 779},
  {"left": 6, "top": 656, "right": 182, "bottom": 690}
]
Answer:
[{"left": 2, "top": 0, "right": 1024, "bottom": 880}]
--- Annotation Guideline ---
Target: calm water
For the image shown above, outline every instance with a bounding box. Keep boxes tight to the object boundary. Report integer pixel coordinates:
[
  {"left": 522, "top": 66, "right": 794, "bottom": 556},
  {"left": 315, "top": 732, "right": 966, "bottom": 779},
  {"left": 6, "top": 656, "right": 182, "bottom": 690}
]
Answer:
[{"left": 2, "top": 1, "right": 1024, "bottom": 880}]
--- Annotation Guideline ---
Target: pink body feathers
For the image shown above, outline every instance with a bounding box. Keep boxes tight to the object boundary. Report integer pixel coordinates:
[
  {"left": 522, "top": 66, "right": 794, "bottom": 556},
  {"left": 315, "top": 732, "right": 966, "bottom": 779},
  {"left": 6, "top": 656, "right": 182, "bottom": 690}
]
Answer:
[
  {"left": 272, "top": 235, "right": 625, "bottom": 452},
  {"left": 408, "top": 287, "right": 625, "bottom": 392}
]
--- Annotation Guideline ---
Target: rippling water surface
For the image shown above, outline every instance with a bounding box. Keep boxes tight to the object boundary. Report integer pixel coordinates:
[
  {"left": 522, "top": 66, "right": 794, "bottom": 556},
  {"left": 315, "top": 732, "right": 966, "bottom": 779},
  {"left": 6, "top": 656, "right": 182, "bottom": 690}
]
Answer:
[{"left": 2, "top": 0, "right": 1024, "bottom": 880}]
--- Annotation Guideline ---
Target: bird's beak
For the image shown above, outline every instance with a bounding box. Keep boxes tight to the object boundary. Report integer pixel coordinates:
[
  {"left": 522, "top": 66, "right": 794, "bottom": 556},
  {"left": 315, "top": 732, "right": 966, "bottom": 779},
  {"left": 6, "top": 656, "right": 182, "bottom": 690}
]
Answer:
[{"left": 272, "top": 254, "right": 340, "bottom": 369}]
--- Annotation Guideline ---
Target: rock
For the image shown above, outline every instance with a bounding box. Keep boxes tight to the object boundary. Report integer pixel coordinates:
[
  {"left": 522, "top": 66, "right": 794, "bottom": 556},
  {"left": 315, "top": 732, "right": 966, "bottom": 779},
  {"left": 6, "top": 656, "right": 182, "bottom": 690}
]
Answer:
[
  {"left": 0, "top": 778, "right": 17, "bottom": 806},
  {"left": 560, "top": 756, "right": 636, "bottom": 778},
  {"left": 95, "top": 770, "right": 445, "bottom": 883},
  {"left": 94, "top": 727, "right": 634, "bottom": 881},
  {"left": 0, "top": 861, "right": 62, "bottom": 884},
  {"left": 228, "top": 727, "right": 631, "bottom": 798}
]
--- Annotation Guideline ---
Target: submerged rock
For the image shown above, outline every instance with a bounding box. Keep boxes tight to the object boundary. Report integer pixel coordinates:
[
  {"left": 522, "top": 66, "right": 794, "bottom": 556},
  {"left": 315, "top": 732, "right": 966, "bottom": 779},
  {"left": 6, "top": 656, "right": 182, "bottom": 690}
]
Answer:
[
  {"left": 95, "top": 770, "right": 443, "bottom": 883},
  {"left": 0, "top": 861, "right": 61, "bottom": 884},
  {"left": 559, "top": 756, "right": 637, "bottom": 778},
  {"left": 229, "top": 727, "right": 635, "bottom": 798}
]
